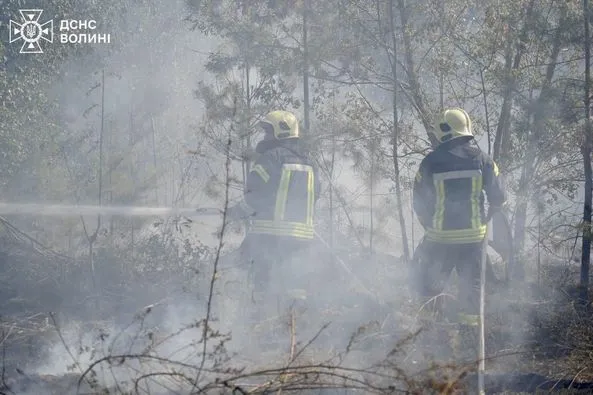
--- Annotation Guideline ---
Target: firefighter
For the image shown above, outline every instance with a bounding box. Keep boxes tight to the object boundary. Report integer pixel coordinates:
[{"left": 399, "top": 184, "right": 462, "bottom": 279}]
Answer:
[
  {"left": 412, "top": 107, "right": 506, "bottom": 335},
  {"left": 230, "top": 110, "right": 321, "bottom": 320}
]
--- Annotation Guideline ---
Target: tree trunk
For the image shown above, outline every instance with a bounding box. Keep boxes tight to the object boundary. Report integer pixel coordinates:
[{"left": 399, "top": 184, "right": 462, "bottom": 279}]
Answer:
[
  {"left": 510, "top": 4, "right": 566, "bottom": 279},
  {"left": 492, "top": 0, "right": 536, "bottom": 164},
  {"left": 480, "top": 68, "right": 492, "bottom": 156},
  {"left": 390, "top": 0, "right": 410, "bottom": 263},
  {"left": 396, "top": 0, "right": 433, "bottom": 142},
  {"left": 302, "top": 0, "right": 310, "bottom": 135},
  {"left": 108, "top": 105, "right": 114, "bottom": 246},
  {"left": 492, "top": 40, "right": 514, "bottom": 163},
  {"left": 369, "top": 138, "right": 375, "bottom": 254},
  {"left": 151, "top": 116, "right": 159, "bottom": 204},
  {"left": 243, "top": 62, "right": 251, "bottom": 187},
  {"left": 329, "top": 124, "right": 336, "bottom": 258},
  {"left": 580, "top": 0, "right": 592, "bottom": 303},
  {"left": 87, "top": 69, "right": 105, "bottom": 295}
]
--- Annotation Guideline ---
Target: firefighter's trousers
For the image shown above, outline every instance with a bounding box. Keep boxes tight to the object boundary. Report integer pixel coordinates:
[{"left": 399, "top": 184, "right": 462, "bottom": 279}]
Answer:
[
  {"left": 239, "top": 233, "right": 313, "bottom": 321},
  {"left": 413, "top": 239, "right": 483, "bottom": 323}
]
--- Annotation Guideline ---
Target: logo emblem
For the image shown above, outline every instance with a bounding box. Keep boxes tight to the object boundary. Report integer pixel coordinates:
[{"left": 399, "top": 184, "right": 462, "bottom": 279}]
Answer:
[{"left": 9, "top": 9, "right": 53, "bottom": 54}]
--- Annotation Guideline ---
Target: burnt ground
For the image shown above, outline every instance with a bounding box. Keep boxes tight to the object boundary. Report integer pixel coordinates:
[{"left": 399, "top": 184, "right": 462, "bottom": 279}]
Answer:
[{"left": 1, "top": 222, "right": 593, "bottom": 394}]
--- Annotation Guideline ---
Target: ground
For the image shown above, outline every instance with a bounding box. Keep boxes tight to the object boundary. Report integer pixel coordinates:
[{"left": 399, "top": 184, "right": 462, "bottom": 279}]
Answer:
[{"left": 1, "top": 235, "right": 593, "bottom": 394}]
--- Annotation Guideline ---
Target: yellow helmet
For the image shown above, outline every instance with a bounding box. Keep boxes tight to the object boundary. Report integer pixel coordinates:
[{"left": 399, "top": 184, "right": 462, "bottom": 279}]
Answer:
[
  {"left": 259, "top": 110, "right": 300, "bottom": 140},
  {"left": 430, "top": 107, "right": 473, "bottom": 144}
]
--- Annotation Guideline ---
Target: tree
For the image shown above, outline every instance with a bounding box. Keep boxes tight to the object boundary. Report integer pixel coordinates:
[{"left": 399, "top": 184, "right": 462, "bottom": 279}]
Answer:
[{"left": 580, "top": 0, "right": 592, "bottom": 303}]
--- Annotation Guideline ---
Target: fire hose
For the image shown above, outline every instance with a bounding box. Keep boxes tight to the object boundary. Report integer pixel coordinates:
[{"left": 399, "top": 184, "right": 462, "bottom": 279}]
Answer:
[
  {"left": 479, "top": 209, "right": 496, "bottom": 395},
  {"left": 479, "top": 207, "right": 514, "bottom": 394}
]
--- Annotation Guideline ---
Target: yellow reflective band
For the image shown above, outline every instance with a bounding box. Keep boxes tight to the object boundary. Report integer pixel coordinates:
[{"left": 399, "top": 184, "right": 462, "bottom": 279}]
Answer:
[
  {"left": 283, "top": 163, "right": 312, "bottom": 171},
  {"left": 251, "top": 220, "right": 315, "bottom": 239},
  {"left": 470, "top": 176, "right": 483, "bottom": 229},
  {"left": 250, "top": 164, "right": 270, "bottom": 183},
  {"left": 433, "top": 179, "right": 445, "bottom": 229},
  {"left": 493, "top": 161, "right": 500, "bottom": 176},
  {"left": 306, "top": 171, "right": 314, "bottom": 226},
  {"left": 425, "top": 225, "right": 487, "bottom": 243},
  {"left": 433, "top": 169, "right": 482, "bottom": 180},
  {"left": 250, "top": 228, "right": 314, "bottom": 239},
  {"left": 274, "top": 169, "right": 292, "bottom": 220},
  {"left": 476, "top": 175, "right": 483, "bottom": 222},
  {"left": 252, "top": 220, "right": 314, "bottom": 231}
]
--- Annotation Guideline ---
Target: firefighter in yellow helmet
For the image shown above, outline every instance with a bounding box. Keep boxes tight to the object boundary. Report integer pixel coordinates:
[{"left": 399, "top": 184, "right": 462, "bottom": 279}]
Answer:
[
  {"left": 235, "top": 110, "right": 321, "bottom": 323},
  {"left": 412, "top": 108, "right": 506, "bottom": 335}
]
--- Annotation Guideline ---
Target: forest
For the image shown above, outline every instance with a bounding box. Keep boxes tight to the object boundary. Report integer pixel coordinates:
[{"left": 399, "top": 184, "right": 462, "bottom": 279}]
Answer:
[{"left": 1, "top": 0, "right": 593, "bottom": 393}]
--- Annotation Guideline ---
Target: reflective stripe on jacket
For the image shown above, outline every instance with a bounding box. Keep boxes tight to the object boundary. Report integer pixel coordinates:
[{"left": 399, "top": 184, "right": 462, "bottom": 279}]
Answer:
[{"left": 245, "top": 141, "right": 320, "bottom": 240}]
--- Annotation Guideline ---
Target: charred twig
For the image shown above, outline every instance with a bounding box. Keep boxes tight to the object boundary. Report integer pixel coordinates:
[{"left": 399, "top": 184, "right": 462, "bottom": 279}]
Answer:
[{"left": 193, "top": 98, "right": 236, "bottom": 390}]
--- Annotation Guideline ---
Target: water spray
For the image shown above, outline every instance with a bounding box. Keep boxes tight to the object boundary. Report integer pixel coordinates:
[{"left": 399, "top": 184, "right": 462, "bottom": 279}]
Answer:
[{"left": 0, "top": 202, "right": 221, "bottom": 217}]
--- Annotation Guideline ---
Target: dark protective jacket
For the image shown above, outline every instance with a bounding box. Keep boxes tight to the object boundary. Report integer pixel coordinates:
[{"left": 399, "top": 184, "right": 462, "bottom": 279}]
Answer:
[
  {"left": 413, "top": 138, "right": 506, "bottom": 244},
  {"left": 244, "top": 139, "right": 321, "bottom": 240}
]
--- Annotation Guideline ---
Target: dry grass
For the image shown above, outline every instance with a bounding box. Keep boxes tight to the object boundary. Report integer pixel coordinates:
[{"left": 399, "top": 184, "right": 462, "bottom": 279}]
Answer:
[{"left": 3, "top": 232, "right": 593, "bottom": 394}]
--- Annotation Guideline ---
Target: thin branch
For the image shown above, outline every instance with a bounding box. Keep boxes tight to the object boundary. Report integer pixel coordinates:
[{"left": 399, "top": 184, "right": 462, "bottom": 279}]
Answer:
[{"left": 194, "top": 104, "right": 235, "bottom": 388}]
